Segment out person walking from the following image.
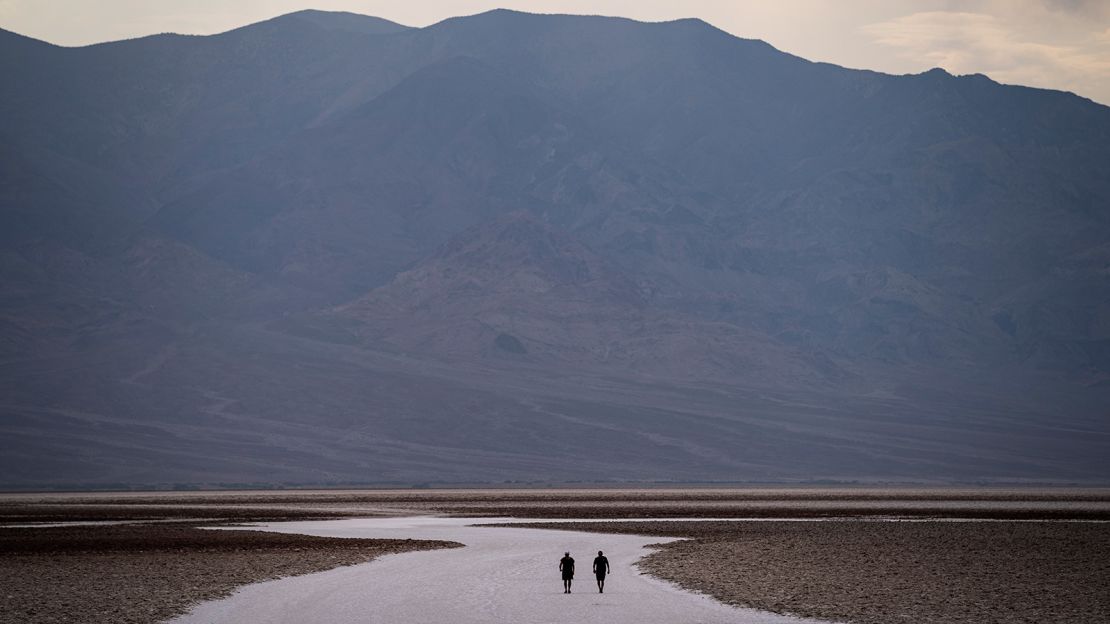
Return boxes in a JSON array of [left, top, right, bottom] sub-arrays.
[[559, 551, 575, 593], [593, 550, 610, 593]]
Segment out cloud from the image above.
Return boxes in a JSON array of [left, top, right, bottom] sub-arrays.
[[862, 10, 1110, 103], [1040, 0, 1110, 18]]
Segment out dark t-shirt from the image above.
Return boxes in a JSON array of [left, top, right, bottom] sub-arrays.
[[560, 556, 575, 579], [593, 555, 609, 577]]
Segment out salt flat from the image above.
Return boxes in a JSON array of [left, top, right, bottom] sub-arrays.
[[171, 516, 828, 624]]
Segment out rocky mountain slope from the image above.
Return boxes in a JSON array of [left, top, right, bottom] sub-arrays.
[[1, 9, 1108, 487]]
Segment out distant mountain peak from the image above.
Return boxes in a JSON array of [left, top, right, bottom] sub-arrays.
[[920, 67, 952, 77], [262, 9, 410, 35], [0, 26, 60, 50]]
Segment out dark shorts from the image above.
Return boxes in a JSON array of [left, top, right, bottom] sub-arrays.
[[562, 571, 574, 580], [595, 571, 606, 580]]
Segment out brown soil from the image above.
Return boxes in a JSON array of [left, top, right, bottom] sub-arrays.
[[504, 520, 1110, 624], [5, 487, 1110, 522], [3, 489, 1109, 624], [0, 522, 458, 624]]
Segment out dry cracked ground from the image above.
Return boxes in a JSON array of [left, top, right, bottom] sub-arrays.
[[2, 488, 1109, 624]]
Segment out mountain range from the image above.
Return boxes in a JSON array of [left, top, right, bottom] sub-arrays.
[[2, 9, 1109, 487]]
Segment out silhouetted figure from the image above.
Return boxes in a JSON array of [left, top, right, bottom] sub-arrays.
[[560, 551, 575, 593], [593, 550, 610, 593]]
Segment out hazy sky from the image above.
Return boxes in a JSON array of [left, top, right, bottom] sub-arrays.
[[3, 1, 1108, 105]]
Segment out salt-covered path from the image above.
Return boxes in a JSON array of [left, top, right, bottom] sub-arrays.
[[170, 516, 828, 624]]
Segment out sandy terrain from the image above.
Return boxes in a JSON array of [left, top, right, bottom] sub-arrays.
[[507, 519, 1110, 624]]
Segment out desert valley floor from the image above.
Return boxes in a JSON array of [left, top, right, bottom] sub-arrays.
[[2, 488, 1109, 624]]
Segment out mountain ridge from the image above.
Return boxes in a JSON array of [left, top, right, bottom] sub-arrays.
[[1, 9, 1108, 487]]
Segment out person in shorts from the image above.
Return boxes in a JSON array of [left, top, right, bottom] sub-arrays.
[[560, 551, 575, 593], [593, 550, 610, 593]]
